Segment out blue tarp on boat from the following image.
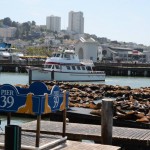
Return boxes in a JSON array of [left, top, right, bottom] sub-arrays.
[[0, 43, 11, 48]]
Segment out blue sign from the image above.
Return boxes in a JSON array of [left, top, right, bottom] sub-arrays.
[[0, 82, 69, 115]]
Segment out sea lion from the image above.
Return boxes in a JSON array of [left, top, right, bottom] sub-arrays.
[[136, 116, 149, 123], [90, 109, 101, 116]]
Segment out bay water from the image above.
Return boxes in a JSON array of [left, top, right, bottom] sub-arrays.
[[0, 72, 150, 88]]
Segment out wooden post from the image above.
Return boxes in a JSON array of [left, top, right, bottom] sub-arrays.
[[7, 112, 11, 125], [62, 109, 66, 137], [29, 68, 32, 85], [101, 98, 113, 145], [51, 70, 54, 81], [62, 91, 67, 137], [35, 115, 41, 147]]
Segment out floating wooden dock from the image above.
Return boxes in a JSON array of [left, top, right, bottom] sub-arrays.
[[0, 122, 121, 150], [51, 140, 120, 150], [1, 120, 150, 149], [20, 120, 150, 150], [0, 137, 120, 150]]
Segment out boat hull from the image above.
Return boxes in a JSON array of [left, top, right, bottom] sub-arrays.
[[29, 68, 105, 82]]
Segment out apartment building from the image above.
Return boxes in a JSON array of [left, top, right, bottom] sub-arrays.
[[46, 15, 61, 32], [0, 27, 17, 38], [68, 11, 84, 34]]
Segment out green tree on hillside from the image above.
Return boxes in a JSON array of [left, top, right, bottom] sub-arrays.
[[12, 21, 18, 27], [31, 21, 36, 26], [3, 17, 12, 26], [22, 22, 31, 36]]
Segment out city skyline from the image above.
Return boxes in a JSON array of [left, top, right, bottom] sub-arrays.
[[0, 0, 150, 46]]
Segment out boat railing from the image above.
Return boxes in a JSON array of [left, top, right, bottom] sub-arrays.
[[80, 59, 94, 65], [80, 59, 93, 63], [92, 70, 105, 74]]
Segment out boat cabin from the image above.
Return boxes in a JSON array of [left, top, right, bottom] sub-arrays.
[[44, 50, 93, 72]]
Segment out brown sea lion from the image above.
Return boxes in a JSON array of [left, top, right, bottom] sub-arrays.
[[90, 109, 101, 116], [136, 116, 149, 123]]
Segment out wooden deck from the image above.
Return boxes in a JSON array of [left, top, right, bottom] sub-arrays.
[[21, 120, 150, 149], [52, 140, 120, 150], [0, 134, 120, 150], [0, 124, 120, 150], [1, 120, 150, 149]]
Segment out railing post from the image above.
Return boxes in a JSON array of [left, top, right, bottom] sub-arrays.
[[36, 115, 41, 148], [62, 90, 67, 137], [29, 68, 32, 85], [7, 112, 11, 125], [101, 98, 113, 145]]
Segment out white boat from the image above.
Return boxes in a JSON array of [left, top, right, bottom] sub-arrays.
[[27, 49, 105, 82], [0, 42, 24, 61], [0, 43, 11, 60]]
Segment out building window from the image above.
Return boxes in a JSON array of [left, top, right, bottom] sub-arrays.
[[90, 57, 93, 60]]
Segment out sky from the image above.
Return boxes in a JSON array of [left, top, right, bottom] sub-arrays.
[[1, 0, 150, 46]]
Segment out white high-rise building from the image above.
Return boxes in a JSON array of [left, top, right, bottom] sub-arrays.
[[68, 11, 84, 34], [46, 15, 61, 32]]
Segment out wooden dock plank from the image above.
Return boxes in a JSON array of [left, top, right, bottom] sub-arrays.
[[20, 120, 150, 148], [113, 127, 135, 138], [1, 120, 149, 149], [0, 134, 120, 150], [139, 132, 150, 140], [117, 128, 142, 139], [52, 141, 120, 150]]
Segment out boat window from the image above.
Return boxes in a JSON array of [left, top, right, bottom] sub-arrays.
[[81, 66, 85, 70], [86, 66, 92, 71], [48, 65, 52, 68], [52, 65, 54, 69], [64, 54, 70, 59], [44, 65, 50, 68], [66, 66, 71, 70], [55, 65, 60, 69], [72, 66, 76, 70], [77, 66, 81, 70]]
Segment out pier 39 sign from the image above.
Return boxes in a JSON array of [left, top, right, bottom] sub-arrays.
[[0, 82, 69, 115]]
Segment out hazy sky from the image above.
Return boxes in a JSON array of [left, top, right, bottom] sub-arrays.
[[1, 0, 150, 46]]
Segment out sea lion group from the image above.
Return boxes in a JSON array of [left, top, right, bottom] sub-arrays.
[[14, 81, 150, 123]]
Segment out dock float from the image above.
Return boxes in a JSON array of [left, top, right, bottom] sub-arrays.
[[0, 136, 120, 150], [0, 124, 120, 150], [21, 120, 150, 150]]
